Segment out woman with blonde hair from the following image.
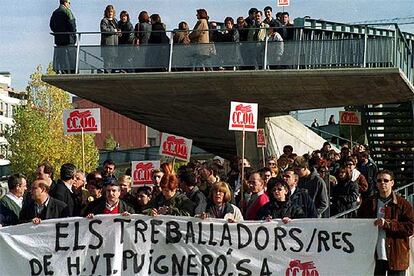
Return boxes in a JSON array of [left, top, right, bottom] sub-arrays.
[[200, 182, 243, 222], [100, 5, 121, 72]]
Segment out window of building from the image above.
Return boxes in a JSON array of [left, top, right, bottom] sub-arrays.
[[148, 138, 157, 147]]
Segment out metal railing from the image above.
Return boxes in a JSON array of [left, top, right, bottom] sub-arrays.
[[50, 23, 414, 83], [331, 181, 414, 218], [308, 125, 353, 148]]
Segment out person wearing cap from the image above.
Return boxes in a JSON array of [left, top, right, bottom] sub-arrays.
[[257, 178, 305, 223]]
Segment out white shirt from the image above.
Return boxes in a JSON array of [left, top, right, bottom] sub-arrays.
[[5, 192, 23, 209], [63, 181, 73, 193], [376, 199, 388, 260]]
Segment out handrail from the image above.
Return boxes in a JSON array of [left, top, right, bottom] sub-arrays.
[[308, 125, 353, 144], [50, 22, 414, 85], [395, 181, 414, 193], [331, 204, 361, 219], [331, 181, 414, 218]]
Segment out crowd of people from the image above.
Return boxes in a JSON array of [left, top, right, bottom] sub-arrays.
[[0, 141, 413, 274], [50, 0, 294, 73]]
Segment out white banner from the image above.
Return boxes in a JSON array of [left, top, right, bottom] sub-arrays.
[[0, 216, 377, 275], [63, 108, 101, 135], [229, 101, 258, 132], [131, 161, 160, 186]]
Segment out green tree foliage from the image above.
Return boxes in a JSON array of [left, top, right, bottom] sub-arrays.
[[5, 65, 99, 181], [103, 132, 117, 151]]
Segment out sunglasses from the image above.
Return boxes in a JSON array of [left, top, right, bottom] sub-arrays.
[[377, 178, 391, 183]]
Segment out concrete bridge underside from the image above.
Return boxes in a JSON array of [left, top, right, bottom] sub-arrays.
[[43, 68, 414, 158]]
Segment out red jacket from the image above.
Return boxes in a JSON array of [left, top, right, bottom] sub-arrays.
[[358, 192, 414, 270], [245, 192, 269, 220]]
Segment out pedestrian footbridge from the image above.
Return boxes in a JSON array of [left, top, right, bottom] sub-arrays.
[[43, 18, 414, 159]]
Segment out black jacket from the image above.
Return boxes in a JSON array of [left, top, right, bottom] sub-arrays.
[[186, 186, 207, 215], [331, 178, 359, 216], [0, 195, 21, 226], [290, 188, 318, 218], [50, 4, 77, 45], [118, 21, 134, 44], [49, 180, 78, 216], [19, 197, 69, 223], [149, 22, 169, 44], [257, 199, 305, 220], [358, 161, 377, 198], [220, 28, 240, 42]]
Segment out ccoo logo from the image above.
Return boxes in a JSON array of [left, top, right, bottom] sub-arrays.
[[285, 260, 319, 276]]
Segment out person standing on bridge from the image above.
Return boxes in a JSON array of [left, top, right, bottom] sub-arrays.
[[50, 0, 77, 73], [358, 170, 414, 276], [100, 5, 121, 72]]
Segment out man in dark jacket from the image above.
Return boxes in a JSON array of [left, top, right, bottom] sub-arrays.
[[283, 169, 318, 218], [179, 167, 207, 215], [294, 156, 328, 217], [20, 180, 68, 224], [358, 151, 378, 199], [50, 0, 77, 73], [50, 163, 79, 216], [358, 170, 413, 275]]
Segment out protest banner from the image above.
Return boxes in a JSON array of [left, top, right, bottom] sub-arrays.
[[256, 128, 266, 147], [229, 101, 259, 213], [63, 108, 101, 171], [0, 216, 377, 275], [339, 111, 361, 148], [339, 111, 361, 126], [159, 133, 192, 162], [63, 108, 101, 135], [277, 0, 290, 7], [257, 128, 266, 167], [228, 101, 258, 132], [132, 161, 160, 186]]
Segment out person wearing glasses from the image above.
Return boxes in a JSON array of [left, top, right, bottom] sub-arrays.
[[266, 155, 279, 177], [257, 178, 305, 223], [50, 0, 77, 73], [358, 170, 414, 276]]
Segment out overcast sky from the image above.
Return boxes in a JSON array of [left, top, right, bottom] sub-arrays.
[[0, 0, 413, 91]]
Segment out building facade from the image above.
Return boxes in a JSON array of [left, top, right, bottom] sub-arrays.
[[73, 98, 160, 150], [0, 72, 27, 163]]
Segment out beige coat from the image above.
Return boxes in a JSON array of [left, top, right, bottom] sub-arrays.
[[189, 19, 209, 44]]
